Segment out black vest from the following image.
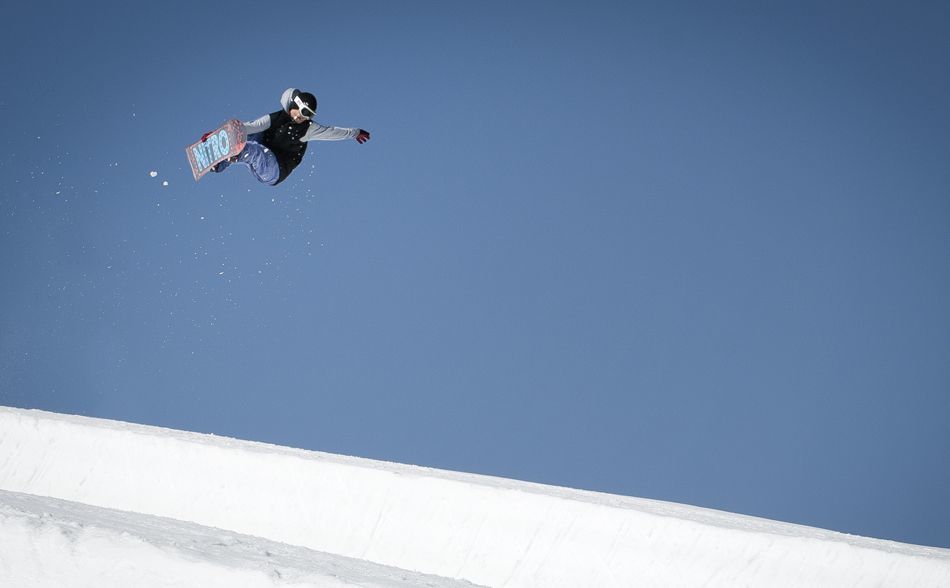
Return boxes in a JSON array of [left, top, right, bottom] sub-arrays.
[[258, 110, 310, 184]]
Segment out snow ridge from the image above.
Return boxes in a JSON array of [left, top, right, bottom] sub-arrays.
[[0, 489, 479, 587]]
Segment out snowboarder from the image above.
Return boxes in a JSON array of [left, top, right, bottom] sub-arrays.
[[204, 88, 370, 186]]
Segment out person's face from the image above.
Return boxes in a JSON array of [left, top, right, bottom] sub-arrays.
[[289, 108, 311, 124]]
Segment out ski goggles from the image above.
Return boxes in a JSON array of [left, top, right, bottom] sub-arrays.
[[293, 95, 316, 119]]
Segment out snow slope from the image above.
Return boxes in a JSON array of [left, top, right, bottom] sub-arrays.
[[0, 489, 479, 588], [1, 406, 949, 587]]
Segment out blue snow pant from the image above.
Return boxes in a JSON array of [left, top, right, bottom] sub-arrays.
[[214, 133, 280, 185]]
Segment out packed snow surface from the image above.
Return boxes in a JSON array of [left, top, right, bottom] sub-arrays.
[[1, 406, 948, 587], [0, 490, 478, 588]]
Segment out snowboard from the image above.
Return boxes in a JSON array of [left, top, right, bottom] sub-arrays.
[[186, 119, 247, 181]]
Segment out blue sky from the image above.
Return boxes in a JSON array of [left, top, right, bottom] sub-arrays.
[[2, 1, 949, 548]]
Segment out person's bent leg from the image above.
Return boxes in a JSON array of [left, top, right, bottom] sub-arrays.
[[234, 141, 280, 185]]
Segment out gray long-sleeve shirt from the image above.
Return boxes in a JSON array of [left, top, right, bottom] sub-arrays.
[[242, 87, 359, 142]]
